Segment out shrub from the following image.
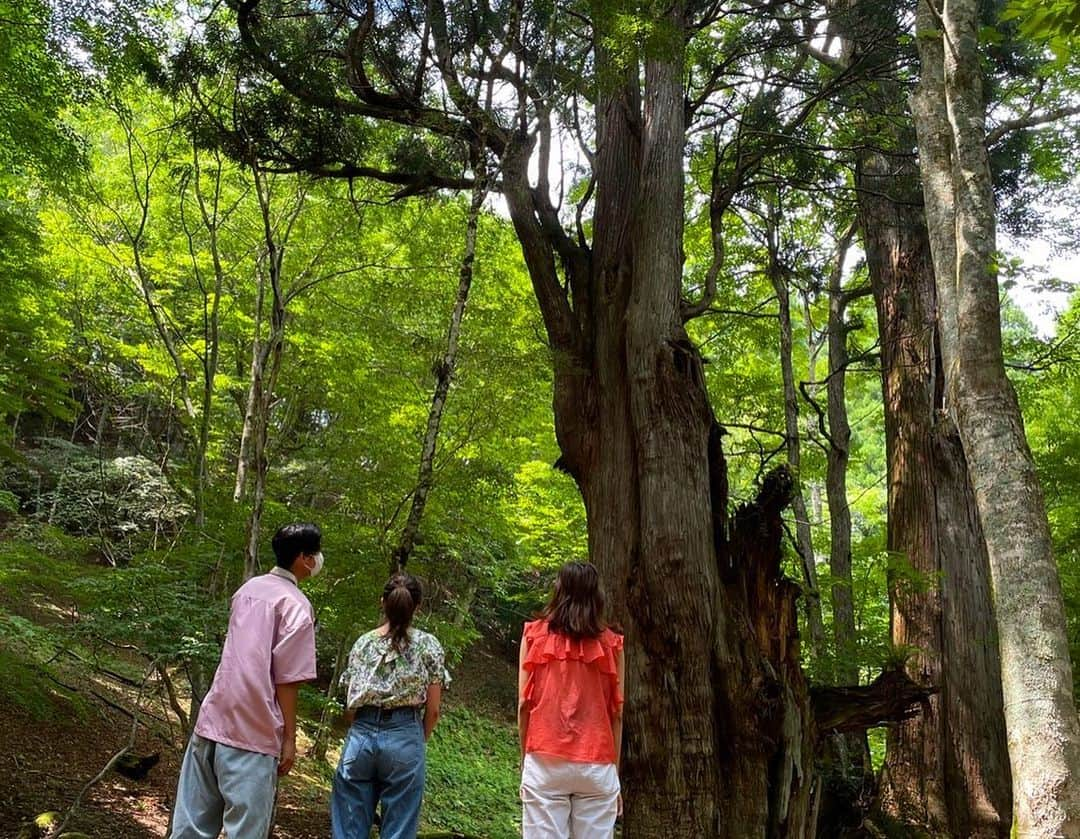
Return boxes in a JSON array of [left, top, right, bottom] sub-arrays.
[[6, 438, 191, 554]]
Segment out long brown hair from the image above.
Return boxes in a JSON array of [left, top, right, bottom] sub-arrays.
[[382, 573, 422, 651], [541, 561, 606, 639]]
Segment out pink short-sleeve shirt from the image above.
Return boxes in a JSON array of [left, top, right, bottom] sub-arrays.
[[194, 569, 317, 756]]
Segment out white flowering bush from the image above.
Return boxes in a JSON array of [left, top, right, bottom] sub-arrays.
[[5, 438, 191, 544]]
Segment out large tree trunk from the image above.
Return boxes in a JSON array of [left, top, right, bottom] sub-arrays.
[[861, 151, 947, 831], [593, 28, 738, 833], [857, 148, 1010, 836], [500, 5, 814, 833], [912, 0, 1080, 833], [934, 408, 1013, 838]]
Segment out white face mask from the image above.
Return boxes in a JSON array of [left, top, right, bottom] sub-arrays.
[[308, 551, 324, 578]]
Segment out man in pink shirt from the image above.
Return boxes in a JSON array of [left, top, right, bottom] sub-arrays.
[[169, 522, 322, 839]]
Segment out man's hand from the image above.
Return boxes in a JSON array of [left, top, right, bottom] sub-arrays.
[[278, 737, 296, 776], [275, 681, 301, 776]]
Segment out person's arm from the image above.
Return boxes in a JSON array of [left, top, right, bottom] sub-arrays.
[[613, 645, 625, 770], [339, 639, 359, 727], [275, 681, 302, 775], [517, 633, 530, 761], [423, 682, 442, 740], [270, 607, 318, 777], [613, 644, 625, 818]]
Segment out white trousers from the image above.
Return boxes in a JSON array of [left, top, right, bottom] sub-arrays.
[[521, 753, 619, 839]]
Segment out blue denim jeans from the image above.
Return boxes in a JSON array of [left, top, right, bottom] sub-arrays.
[[331, 706, 426, 839]]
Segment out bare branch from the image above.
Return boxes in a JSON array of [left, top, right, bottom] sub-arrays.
[[986, 103, 1080, 147]]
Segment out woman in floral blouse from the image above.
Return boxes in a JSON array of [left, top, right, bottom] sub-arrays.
[[331, 573, 451, 839]]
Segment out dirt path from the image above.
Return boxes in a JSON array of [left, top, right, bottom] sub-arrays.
[[0, 698, 331, 838]]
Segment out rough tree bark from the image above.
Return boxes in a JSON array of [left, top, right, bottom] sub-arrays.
[[912, 0, 1080, 832], [858, 148, 1011, 838], [498, 6, 816, 831]]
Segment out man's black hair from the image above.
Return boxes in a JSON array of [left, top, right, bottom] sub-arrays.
[[272, 522, 321, 570]]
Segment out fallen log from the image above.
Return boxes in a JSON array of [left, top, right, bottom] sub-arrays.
[[810, 667, 936, 735]]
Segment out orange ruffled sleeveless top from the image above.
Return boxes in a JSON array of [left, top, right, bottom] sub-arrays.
[[521, 618, 624, 764]]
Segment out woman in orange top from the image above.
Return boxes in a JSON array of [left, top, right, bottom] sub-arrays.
[[518, 561, 625, 838]]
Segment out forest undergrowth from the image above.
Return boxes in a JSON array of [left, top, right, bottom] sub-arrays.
[[0, 524, 523, 839]]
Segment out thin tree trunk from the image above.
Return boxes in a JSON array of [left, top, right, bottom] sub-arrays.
[[239, 165, 292, 579], [815, 225, 877, 838], [913, 0, 1080, 831], [824, 226, 861, 683], [182, 144, 227, 529], [233, 277, 264, 505], [242, 296, 284, 579], [452, 577, 477, 628], [312, 640, 347, 764], [130, 260, 198, 423], [157, 663, 190, 733], [392, 177, 487, 571], [767, 205, 828, 664]]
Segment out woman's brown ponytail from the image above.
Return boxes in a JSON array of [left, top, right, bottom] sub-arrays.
[[383, 573, 422, 651]]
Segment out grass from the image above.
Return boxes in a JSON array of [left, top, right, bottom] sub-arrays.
[[0, 526, 125, 723], [423, 707, 521, 838], [0, 645, 88, 721], [0, 523, 101, 607]]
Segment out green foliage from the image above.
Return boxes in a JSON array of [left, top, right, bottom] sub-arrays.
[[0, 0, 85, 431], [0, 489, 18, 515], [0, 0, 82, 179], [0, 522, 99, 601], [0, 191, 76, 429], [1003, 0, 1080, 60], [0, 609, 90, 720], [72, 551, 229, 670], [0, 641, 66, 720], [1012, 291, 1080, 692], [6, 438, 191, 548], [423, 708, 521, 838]]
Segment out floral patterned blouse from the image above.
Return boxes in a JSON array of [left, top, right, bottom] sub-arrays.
[[340, 628, 451, 709]]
